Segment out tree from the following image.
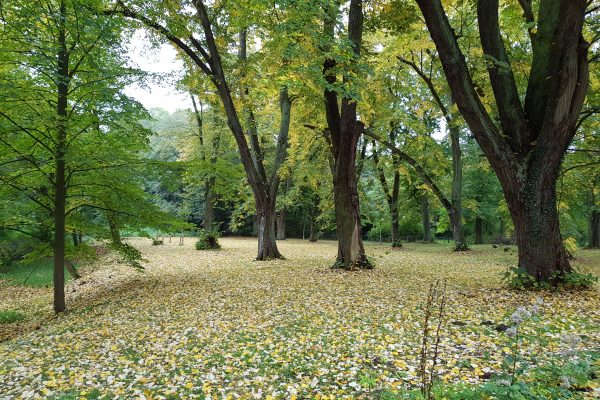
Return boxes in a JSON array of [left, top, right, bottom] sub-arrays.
[[322, 0, 372, 269], [112, 0, 294, 260], [414, 0, 594, 283], [0, 0, 154, 312]]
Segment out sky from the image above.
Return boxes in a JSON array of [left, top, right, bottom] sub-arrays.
[[123, 31, 192, 113]]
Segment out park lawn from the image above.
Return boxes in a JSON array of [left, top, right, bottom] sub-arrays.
[[0, 258, 79, 287], [0, 238, 598, 399]]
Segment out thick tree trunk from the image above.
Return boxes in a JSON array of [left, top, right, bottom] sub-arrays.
[[53, 0, 68, 314], [276, 210, 286, 240], [256, 197, 281, 260], [414, 0, 589, 283], [475, 217, 484, 244], [507, 165, 570, 281], [421, 196, 432, 242]]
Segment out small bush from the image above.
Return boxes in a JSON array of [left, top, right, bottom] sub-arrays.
[[0, 310, 26, 324], [152, 238, 163, 246], [195, 230, 220, 250], [558, 270, 598, 290]]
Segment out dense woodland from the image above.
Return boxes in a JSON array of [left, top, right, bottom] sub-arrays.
[[1, 0, 599, 313]]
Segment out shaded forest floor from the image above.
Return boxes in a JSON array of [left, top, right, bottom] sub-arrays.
[[1, 238, 599, 399]]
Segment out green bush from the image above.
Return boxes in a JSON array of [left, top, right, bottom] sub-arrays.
[[503, 266, 598, 290], [195, 230, 220, 250], [0, 310, 26, 324]]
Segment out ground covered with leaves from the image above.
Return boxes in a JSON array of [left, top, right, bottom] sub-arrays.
[[1, 238, 599, 399]]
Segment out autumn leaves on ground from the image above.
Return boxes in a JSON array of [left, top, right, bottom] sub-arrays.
[[1, 238, 599, 399]]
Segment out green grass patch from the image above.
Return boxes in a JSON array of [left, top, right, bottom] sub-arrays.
[[0, 310, 26, 324], [0, 258, 77, 287]]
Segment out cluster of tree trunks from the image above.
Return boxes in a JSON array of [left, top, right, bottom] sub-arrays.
[[415, 0, 590, 281]]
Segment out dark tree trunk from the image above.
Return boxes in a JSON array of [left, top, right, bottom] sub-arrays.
[[590, 210, 600, 249], [276, 210, 286, 240], [508, 165, 570, 280], [53, 0, 68, 314], [415, 0, 590, 282], [391, 204, 401, 247], [475, 217, 484, 244], [322, 0, 371, 269], [421, 195, 432, 242], [72, 232, 79, 247]]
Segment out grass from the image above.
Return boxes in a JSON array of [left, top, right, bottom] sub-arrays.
[[0, 258, 77, 287], [0, 310, 26, 324], [0, 238, 598, 398]]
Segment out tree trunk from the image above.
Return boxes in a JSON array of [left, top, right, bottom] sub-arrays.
[[65, 260, 80, 280], [449, 122, 468, 251], [475, 217, 484, 244], [256, 196, 281, 259], [590, 210, 600, 249], [107, 212, 121, 245], [53, 0, 68, 314], [204, 176, 215, 232], [72, 232, 79, 247], [414, 0, 589, 283], [309, 218, 318, 242], [507, 165, 570, 281], [322, 0, 371, 269], [276, 210, 286, 240], [252, 214, 258, 237], [421, 195, 432, 242]]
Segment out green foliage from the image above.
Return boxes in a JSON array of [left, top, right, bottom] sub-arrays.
[[0, 259, 75, 287], [0, 310, 26, 324], [503, 266, 598, 290], [109, 243, 145, 271], [195, 230, 221, 250]]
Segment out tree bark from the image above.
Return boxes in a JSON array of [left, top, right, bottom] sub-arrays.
[[53, 0, 68, 314], [72, 232, 79, 247], [421, 195, 432, 242], [276, 210, 286, 240], [475, 217, 484, 244], [415, 0, 590, 282], [322, 0, 371, 269], [107, 212, 121, 245]]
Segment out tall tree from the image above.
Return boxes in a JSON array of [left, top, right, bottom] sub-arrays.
[[414, 0, 593, 282], [322, 0, 372, 269], [0, 0, 152, 312], [113, 0, 293, 260]]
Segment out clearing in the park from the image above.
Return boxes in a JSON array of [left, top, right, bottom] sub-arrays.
[[1, 238, 598, 398]]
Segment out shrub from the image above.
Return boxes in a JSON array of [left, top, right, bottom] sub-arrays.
[[195, 230, 220, 250]]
